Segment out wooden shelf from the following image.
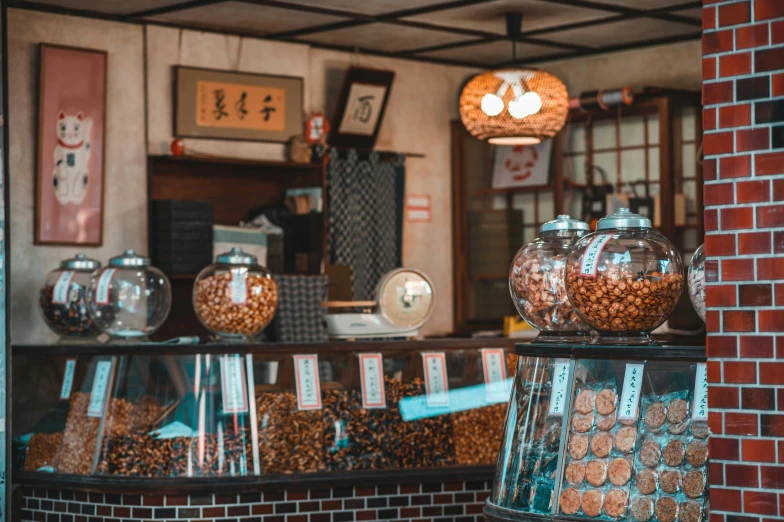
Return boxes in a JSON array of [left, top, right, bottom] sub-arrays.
[[470, 274, 508, 282], [471, 181, 588, 198], [148, 154, 323, 171]]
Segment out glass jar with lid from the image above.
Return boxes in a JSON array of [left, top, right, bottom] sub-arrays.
[[509, 215, 592, 343], [192, 247, 278, 340], [87, 250, 172, 338], [39, 254, 102, 339], [688, 243, 706, 322], [565, 208, 684, 345]]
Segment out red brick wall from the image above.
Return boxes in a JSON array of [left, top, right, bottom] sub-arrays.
[[702, 0, 784, 520]]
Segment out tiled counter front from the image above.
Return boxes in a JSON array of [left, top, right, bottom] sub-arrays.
[[16, 481, 492, 522]]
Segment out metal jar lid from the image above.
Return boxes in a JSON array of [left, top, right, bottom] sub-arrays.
[[540, 214, 590, 233], [215, 247, 257, 266], [109, 249, 151, 267], [596, 208, 652, 230], [60, 253, 101, 271]]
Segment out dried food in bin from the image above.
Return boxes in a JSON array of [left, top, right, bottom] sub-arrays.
[[686, 440, 708, 467], [256, 392, 324, 474], [655, 496, 678, 522], [597, 411, 617, 431], [575, 389, 596, 414], [596, 389, 617, 416], [639, 438, 662, 468], [572, 411, 594, 432], [565, 460, 586, 485], [644, 401, 667, 430], [683, 470, 705, 498], [604, 488, 629, 518], [667, 398, 688, 424], [453, 403, 507, 465], [591, 432, 613, 458], [38, 254, 102, 338], [631, 496, 654, 522], [24, 432, 63, 471], [586, 459, 608, 486], [662, 439, 686, 467], [569, 433, 589, 460], [608, 456, 632, 486], [559, 487, 582, 515], [680, 500, 703, 522], [635, 468, 658, 495], [615, 426, 637, 453], [659, 470, 682, 494], [691, 421, 710, 439], [582, 489, 604, 517]]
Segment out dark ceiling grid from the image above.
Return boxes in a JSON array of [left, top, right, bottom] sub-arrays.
[[11, 0, 703, 69]]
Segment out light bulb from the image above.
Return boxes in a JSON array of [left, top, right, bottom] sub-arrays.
[[481, 93, 504, 116], [508, 91, 543, 119]]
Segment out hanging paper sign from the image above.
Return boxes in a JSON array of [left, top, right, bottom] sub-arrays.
[[230, 268, 248, 305], [619, 363, 646, 421], [359, 353, 386, 408], [87, 360, 113, 417], [220, 355, 249, 414], [406, 195, 432, 223], [692, 363, 708, 421], [422, 352, 449, 407], [94, 268, 117, 305], [60, 358, 77, 400], [294, 354, 322, 410], [548, 359, 571, 417], [52, 271, 76, 304], [579, 234, 613, 278], [481, 348, 508, 401]]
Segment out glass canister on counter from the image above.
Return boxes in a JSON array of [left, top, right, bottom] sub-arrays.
[[87, 250, 172, 338], [509, 215, 592, 343], [565, 208, 684, 345], [688, 243, 706, 322], [192, 247, 278, 340], [39, 254, 102, 339]]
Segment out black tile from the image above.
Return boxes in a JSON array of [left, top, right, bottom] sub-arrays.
[[22, 511, 33, 520], [445, 505, 465, 515], [88, 518, 101, 522], [155, 508, 176, 518], [214, 494, 237, 504], [455, 493, 474, 503], [377, 485, 397, 496], [299, 501, 320, 513], [67, 503, 80, 514], [737, 76, 770, 101], [434, 517, 453, 522], [756, 100, 784, 124], [333, 512, 355, 522], [40, 501, 53, 511], [179, 507, 201, 518], [80, 505, 95, 516], [239, 493, 261, 503], [104, 494, 122, 505], [60, 515, 73, 522], [311, 514, 330, 522], [378, 508, 399, 519], [412, 495, 432, 506], [274, 503, 296, 514], [264, 491, 285, 502], [423, 483, 442, 493], [389, 496, 409, 507], [367, 498, 387, 508], [344, 499, 364, 510], [309, 489, 331, 500], [456, 517, 477, 522], [46, 515, 59, 522], [773, 125, 784, 149], [424, 506, 443, 516], [88, 493, 103, 504], [60, 491, 74, 502], [46, 490, 60, 500], [333, 487, 354, 498], [28, 499, 40, 510], [236, 518, 262, 522], [190, 494, 213, 505], [122, 495, 141, 506]]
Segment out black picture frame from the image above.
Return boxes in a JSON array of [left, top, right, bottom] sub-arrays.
[[329, 67, 395, 150]]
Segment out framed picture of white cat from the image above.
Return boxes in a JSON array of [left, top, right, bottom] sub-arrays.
[[36, 44, 106, 246]]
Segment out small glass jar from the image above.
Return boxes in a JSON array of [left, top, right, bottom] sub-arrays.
[[193, 248, 278, 340], [509, 215, 592, 343], [688, 243, 706, 322], [565, 208, 684, 345], [39, 254, 101, 339], [87, 250, 172, 338]]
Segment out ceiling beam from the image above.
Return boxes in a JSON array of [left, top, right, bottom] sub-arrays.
[[535, 0, 702, 25], [124, 0, 226, 20]]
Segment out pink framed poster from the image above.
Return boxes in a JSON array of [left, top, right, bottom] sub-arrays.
[[36, 44, 106, 245]]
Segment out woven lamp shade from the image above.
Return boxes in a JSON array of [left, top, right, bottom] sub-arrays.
[[459, 69, 569, 145]]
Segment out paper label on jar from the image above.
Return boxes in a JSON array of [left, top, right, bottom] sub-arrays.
[[422, 352, 449, 407], [52, 271, 76, 305], [692, 363, 708, 421], [359, 353, 386, 409], [60, 358, 76, 400], [230, 268, 248, 306], [579, 234, 613, 278], [220, 355, 249, 414], [294, 354, 321, 410], [94, 268, 117, 305], [619, 363, 646, 421], [481, 348, 508, 401], [548, 359, 571, 417], [87, 360, 113, 417]]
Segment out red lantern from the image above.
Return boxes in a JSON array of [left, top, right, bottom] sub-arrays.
[[170, 138, 185, 156]]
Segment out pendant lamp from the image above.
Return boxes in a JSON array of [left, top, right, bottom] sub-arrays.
[[459, 13, 569, 145]]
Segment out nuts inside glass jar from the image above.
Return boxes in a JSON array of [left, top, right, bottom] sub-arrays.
[[193, 273, 278, 336]]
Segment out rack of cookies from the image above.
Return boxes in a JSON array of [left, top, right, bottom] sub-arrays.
[[485, 342, 708, 522]]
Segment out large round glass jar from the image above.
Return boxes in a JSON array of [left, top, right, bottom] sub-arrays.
[[87, 250, 172, 338], [688, 243, 706, 322], [39, 254, 102, 339], [509, 215, 592, 343], [193, 248, 278, 340], [565, 208, 684, 345]]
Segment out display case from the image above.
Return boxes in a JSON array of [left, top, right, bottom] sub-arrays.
[[12, 339, 516, 486], [485, 342, 708, 522]]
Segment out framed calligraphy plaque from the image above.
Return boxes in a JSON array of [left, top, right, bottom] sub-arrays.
[[329, 67, 394, 149], [174, 66, 303, 143]]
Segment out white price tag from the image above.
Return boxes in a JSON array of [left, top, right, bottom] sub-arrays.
[[359, 353, 386, 408], [422, 353, 449, 407], [94, 269, 117, 305], [220, 355, 249, 414], [52, 271, 76, 304], [230, 268, 248, 306], [294, 354, 321, 410], [87, 360, 113, 417], [692, 363, 708, 421], [481, 348, 508, 401], [579, 234, 613, 278], [548, 359, 571, 417], [619, 363, 646, 421], [60, 358, 76, 400]]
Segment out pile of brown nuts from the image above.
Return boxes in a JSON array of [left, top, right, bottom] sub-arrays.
[[56, 393, 102, 475], [24, 432, 63, 471], [454, 403, 507, 465], [565, 267, 683, 331], [256, 392, 324, 474], [194, 273, 278, 336]]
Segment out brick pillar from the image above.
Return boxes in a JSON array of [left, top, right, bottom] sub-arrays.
[[702, 0, 784, 520]]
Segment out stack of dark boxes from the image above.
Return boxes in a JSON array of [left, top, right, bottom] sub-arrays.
[[151, 200, 213, 275]]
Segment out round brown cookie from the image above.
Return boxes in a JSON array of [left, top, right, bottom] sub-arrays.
[[660, 470, 682, 493], [667, 398, 688, 424], [586, 459, 608, 486], [669, 420, 689, 434], [591, 432, 613, 458], [683, 470, 705, 498], [582, 489, 604, 517], [655, 497, 678, 522], [608, 457, 632, 486], [604, 489, 628, 518], [596, 389, 617, 415], [640, 439, 661, 468], [572, 412, 594, 433], [686, 440, 708, 467], [597, 411, 617, 431], [635, 468, 658, 495], [575, 389, 596, 414], [565, 460, 586, 485], [680, 500, 702, 522], [691, 421, 710, 439], [644, 402, 666, 429], [631, 496, 654, 522], [615, 426, 637, 453], [569, 433, 589, 460], [663, 440, 685, 467], [559, 487, 581, 515], [620, 417, 638, 426]]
